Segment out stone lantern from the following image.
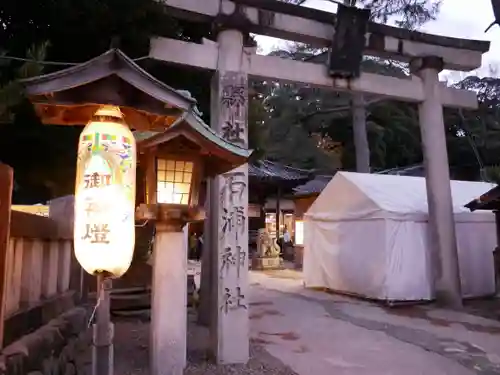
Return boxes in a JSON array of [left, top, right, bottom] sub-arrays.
[[134, 110, 250, 375], [19, 48, 251, 375]]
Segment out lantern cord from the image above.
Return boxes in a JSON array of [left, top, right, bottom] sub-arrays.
[[0, 54, 150, 67], [87, 279, 106, 328]]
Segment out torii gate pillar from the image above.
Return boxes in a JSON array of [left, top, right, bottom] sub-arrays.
[[352, 94, 370, 173], [412, 56, 463, 307], [207, 28, 250, 363]]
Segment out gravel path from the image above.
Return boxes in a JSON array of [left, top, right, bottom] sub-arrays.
[[103, 311, 298, 375]]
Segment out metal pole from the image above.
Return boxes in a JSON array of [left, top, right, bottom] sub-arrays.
[[92, 273, 114, 375]]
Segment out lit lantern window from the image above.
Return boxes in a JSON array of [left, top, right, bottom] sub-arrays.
[[74, 105, 136, 278], [156, 158, 194, 205], [295, 220, 304, 246]]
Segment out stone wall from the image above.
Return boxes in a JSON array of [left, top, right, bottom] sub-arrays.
[[0, 307, 91, 375]]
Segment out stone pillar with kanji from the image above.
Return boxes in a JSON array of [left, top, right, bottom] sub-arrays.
[[208, 28, 250, 364]]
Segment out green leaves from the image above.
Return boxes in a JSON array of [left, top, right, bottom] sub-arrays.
[[483, 166, 500, 184], [340, 0, 442, 29], [0, 41, 48, 123], [18, 41, 49, 79]]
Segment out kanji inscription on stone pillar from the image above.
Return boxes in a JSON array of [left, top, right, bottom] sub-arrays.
[[212, 71, 249, 364]]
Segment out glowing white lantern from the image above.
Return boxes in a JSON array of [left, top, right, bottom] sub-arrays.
[[74, 106, 136, 278], [295, 220, 304, 246], [155, 158, 194, 205]]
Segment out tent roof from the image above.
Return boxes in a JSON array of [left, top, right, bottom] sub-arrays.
[[307, 172, 495, 220]]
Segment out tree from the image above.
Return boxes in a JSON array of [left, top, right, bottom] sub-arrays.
[[0, 0, 213, 202], [249, 0, 443, 172], [445, 76, 500, 177], [0, 42, 49, 123], [286, 0, 441, 27], [249, 45, 423, 171], [321, 0, 441, 28]]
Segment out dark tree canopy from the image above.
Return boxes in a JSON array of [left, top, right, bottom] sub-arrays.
[[0, 0, 496, 203], [287, 0, 441, 28], [0, 0, 217, 202]]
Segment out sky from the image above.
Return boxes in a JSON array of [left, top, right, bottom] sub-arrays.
[[254, 0, 500, 80]]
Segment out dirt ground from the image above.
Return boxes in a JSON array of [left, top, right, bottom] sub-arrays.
[[80, 268, 500, 375]]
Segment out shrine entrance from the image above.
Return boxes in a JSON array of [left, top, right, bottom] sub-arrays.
[[18, 1, 494, 374], [146, 0, 490, 368]]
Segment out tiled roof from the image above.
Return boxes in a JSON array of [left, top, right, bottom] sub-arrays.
[[293, 175, 334, 196], [378, 164, 425, 177], [248, 160, 311, 182], [294, 165, 427, 197], [134, 111, 251, 160]]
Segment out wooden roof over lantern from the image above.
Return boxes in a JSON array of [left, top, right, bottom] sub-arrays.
[[135, 111, 251, 177], [20, 49, 196, 130], [21, 48, 252, 174]]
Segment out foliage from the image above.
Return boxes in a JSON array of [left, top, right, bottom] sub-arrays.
[[253, 46, 500, 177], [483, 166, 500, 185], [254, 50, 500, 177], [0, 0, 178, 61], [249, 78, 344, 172], [446, 77, 500, 172], [282, 0, 442, 28], [0, 42, 49, 122], [246, 0, 449, 173], [353, 0, 441, 28], [249, 44, 424, 172], [0, 0, 212, 202], [0, 0, 496, 204]]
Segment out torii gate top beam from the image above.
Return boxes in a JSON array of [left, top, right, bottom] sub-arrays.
[[162, 0, 489, 71], [150, 38, 478, 109]]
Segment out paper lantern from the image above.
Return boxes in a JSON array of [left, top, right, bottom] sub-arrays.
[[74, 106, 136, 278]]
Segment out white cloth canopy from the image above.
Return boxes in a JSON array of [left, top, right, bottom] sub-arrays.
[[303, 172, 496, 302]]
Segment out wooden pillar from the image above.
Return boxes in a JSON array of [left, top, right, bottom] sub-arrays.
[[41, 240, 59, 298], [20, 240, 44, 305], [57, 240, 72, 293], [198, 182, 212, 326], [494, 211, 500, 245], [150, 221, 188, 375], [48, 196, 81, 299], [493, 211, 500, 289], [208, 28, 250, 364], [276, 187, 281, 240], [412, 56, 462, 307], [0, 163, 13, 348], [4, 238, 23, 315]]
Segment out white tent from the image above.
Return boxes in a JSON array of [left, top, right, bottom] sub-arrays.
[[303, 172, 497, 302]]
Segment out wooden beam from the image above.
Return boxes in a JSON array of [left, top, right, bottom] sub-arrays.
[[149, 37, 479, 109], [160, 0, 489, 71], [0, 163, 13, 349]]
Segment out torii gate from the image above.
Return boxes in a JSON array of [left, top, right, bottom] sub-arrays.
[[148, 0, 490, 369]]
